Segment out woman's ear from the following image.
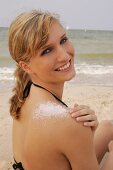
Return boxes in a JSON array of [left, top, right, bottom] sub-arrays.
[[19, 61, 31, 74]]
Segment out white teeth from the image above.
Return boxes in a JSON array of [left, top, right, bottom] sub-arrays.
[[57, 61, 70, 71]]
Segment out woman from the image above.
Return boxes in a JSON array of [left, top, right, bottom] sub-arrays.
[[9, 10, 113, 170]]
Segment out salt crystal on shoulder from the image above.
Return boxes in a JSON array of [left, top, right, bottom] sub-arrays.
[[33, 101, 70, 119]]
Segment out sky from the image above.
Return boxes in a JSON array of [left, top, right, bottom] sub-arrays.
[[0, 0, 113, 30]]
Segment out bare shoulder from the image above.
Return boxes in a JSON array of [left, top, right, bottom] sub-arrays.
[[27, 101, 91, 140], [24, 102, 99, 170], [24, 101, 70, 143], [55, 110, 94, 150], [25, 101, 93, 149]]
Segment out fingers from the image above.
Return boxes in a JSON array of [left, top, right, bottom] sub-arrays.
[[71, 105, 91, 113], [76, 114, 97, 122], [71, 108, 95, 118], [70, 104, 98, 129], [76, 114, 98, 129], [84, 120, 99, 127]]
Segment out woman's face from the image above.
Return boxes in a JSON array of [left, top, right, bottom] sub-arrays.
[[28, 21, 75, 84]]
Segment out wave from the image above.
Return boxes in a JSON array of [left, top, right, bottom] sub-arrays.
[[76, 64, 113, 75], [0, 67, 15, 80], [0, 64, 113, 80]]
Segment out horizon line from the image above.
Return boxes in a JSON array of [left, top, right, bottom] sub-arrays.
[[0, 26, 113, 32]]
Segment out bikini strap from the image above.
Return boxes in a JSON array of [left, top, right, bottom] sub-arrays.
[[23, 81, 68, 107], [23, 80, 32, 99], [32, 82, 68, 107], [13, 158, 24, 170]]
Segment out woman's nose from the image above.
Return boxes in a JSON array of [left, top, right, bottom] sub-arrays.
[[57, 46, 69, 62]]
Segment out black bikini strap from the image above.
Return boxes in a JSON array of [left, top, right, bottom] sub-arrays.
[[23, 80, 32, 99], [23, 80, 68, 107], [32, 82, 68, 107], [13, 158, 24, 170]]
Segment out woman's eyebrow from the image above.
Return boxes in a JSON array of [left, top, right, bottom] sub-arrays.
[[41, 33, 66, 50], [41, 43, 53, 50], [60, 33, 66, 39]]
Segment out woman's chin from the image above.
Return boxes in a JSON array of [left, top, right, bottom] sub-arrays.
[[63, 70, 76, 82]]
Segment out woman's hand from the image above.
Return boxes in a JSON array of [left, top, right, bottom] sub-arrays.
[[70, 104, 99, 131]]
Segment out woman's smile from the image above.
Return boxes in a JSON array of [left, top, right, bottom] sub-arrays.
[[55, 59, 72, 72]]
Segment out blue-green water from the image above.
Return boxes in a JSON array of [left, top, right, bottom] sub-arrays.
[[1, 27, 113, 58], [0, 27, 113, 89]]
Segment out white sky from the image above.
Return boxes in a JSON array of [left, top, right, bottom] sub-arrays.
[[0, 0, 113, 30]]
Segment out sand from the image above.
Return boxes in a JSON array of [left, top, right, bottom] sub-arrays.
[[0, 85, 113, 169]]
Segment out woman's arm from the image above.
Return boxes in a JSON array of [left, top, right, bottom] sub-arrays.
[[58, 116, 100, 170], [100, 141, 113, 170], [58, 115, 113, 170]]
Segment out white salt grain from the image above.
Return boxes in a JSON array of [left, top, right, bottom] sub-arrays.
[[33, 101, 70, 119]]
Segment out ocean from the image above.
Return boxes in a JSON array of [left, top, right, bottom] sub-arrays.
[[0, 27, 113, 90]]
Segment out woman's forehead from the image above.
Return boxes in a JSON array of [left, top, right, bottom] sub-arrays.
[[46, 22, 66, 44], [36, 21, 66, 53]]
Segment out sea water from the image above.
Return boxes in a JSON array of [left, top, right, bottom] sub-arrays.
[[0, 27, 113, 90]]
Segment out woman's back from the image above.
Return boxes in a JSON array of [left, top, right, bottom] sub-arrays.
[[13, 85, 72, 170], [13, 85, 99, 170], [13, 115, 72, 170]]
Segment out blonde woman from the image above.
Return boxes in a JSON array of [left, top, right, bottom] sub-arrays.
[[9, 10, 113, 170]]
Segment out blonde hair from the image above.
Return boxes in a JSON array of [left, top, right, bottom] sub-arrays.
[[9, 10, 59, 119]]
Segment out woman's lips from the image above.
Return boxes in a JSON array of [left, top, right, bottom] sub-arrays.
[[55, 59, 71, 71]]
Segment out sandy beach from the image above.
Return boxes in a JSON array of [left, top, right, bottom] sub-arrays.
[[0, 85, 113, 169]]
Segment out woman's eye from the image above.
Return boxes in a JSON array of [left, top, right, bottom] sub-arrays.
[[41, 47, 52, 56], [60, 37, 68, 44]]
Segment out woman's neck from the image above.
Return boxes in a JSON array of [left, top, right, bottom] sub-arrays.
[[32, 80, 64, 100]]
